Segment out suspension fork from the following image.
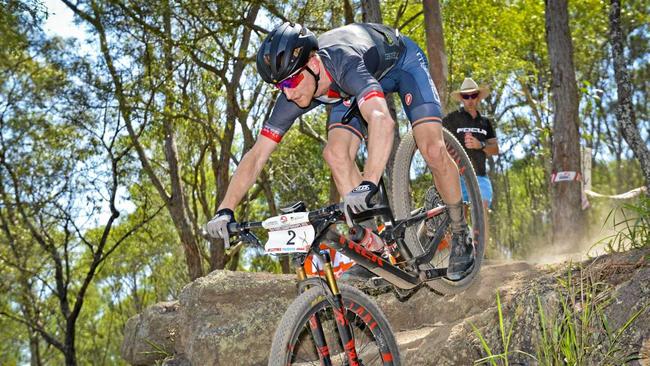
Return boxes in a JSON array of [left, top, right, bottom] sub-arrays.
[[322, 252, 360, 365], [297, 252, 360, 366], [296, 265, 333, 365]]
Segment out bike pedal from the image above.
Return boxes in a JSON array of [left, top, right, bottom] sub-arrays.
[[366, 277, 391, 290], [422, 268, 446, 280]]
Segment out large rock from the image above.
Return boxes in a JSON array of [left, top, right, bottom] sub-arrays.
[[176, 270, 297, 365], [122, 301, 180, 365], [121, 270, 298, 366]]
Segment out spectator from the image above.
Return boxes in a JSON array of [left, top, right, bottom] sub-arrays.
[[444, 78, 499, 209]]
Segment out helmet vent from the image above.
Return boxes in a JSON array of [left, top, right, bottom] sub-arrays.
[[292, 47, 302, 59]]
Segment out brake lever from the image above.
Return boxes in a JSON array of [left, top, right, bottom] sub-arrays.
[[240, 230, 262, 248]]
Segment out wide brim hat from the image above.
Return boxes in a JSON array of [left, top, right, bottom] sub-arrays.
[[451, 77, 490, 102]]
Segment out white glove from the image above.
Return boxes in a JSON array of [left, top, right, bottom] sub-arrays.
[[343, 181, 379, 226], [206, 208, 235, 248]]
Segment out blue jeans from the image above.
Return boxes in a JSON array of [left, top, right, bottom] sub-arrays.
[[460, 175, 493, 208]]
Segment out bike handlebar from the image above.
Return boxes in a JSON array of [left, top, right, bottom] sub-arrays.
[[222, 201, 395, 249], [227, 203, 344, 235]]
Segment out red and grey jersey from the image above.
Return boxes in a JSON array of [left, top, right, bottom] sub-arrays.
[[260, 23, 404, 143]]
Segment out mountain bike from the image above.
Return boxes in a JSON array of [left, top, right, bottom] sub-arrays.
[[390, 128, 487, 294], [341, 97, 487, 295], [227, 146, 484, 365], [226, 98, 486, 365]]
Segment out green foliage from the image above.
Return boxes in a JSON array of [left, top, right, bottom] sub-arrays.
[[490, 155, 551, 257], [534, 267, 647, 365], [472, 291, 533, 365], [269, 114, 330, 210], [596, 195, 650, 252]]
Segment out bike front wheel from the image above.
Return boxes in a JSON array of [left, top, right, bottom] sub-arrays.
[[390, 128, 487, 295], [268, 283, 400, 366]]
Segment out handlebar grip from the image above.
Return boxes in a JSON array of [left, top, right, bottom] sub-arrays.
[[227, 222, 240, 233]]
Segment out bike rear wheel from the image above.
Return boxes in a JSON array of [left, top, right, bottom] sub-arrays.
[[390, 128, 486, 295], [268, 284, 400, 366]]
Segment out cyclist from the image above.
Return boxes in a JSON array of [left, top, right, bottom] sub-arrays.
[[207, 22, 473, 279]]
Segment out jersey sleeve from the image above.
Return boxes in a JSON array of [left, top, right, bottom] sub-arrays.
[[261, 93, 320, 143]]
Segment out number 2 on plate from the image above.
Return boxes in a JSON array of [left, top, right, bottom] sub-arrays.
[[287, 230, 296, 245]]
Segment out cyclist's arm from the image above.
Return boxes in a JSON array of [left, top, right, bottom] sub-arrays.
[[358, 96, 395, 184], [218, 94, 320, 210], [218, 136, 278, 210]]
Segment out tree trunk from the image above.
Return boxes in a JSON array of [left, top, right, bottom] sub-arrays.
[[162, 1, 204, 280], [609, 0, 650, 190], [422, 0, 448, 110], [64, 325, 76, 366], [545, 0, 585, 245], [361, 0, 382, 23], [28, 330, 41, 366], [343, 0, 355, 24]]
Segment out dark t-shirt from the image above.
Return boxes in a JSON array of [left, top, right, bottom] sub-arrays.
[[261, 23, 403, 143], [443, 108, 496, 176]]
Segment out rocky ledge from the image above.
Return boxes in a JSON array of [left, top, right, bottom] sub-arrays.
[[121, 248, 650, 365]]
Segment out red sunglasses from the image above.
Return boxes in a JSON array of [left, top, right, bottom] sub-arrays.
[[275, 67, 306, 90], [461, 93, 480, 100]]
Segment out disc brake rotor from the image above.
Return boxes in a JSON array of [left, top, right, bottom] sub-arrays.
[[423, 186, 448, 236]]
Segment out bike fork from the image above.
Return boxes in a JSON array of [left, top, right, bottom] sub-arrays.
[[298, 253, 361, 366], [297, 266, 333, 365]]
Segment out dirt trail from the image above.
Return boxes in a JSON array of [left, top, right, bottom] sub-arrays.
[[378, 260, 550, 361]]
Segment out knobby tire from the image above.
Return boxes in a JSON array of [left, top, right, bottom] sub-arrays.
[[268, 284, 400, 366]]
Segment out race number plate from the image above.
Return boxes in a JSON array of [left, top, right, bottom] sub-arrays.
[[262, 212, 315, 254]]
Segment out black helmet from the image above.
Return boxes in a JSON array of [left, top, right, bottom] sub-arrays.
[[256, 22, 318, 84]]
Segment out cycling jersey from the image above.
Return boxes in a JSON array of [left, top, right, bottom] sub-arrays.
[[261, 23, 442, 143]]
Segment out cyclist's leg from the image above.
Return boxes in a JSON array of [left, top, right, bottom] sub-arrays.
[[395, 37, 472, 278], [392, 38, 461, 213], [323, 103, 364, 196], [412, 124, 461, 205]]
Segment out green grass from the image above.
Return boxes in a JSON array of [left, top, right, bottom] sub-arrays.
[[473, 266, 647, 365], [471, 292, 535, 365], [596, 195, 650, 252]]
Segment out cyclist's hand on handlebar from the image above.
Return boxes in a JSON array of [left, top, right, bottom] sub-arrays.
[[206, 208, 236, 248], [343, 180, 379, 226]]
